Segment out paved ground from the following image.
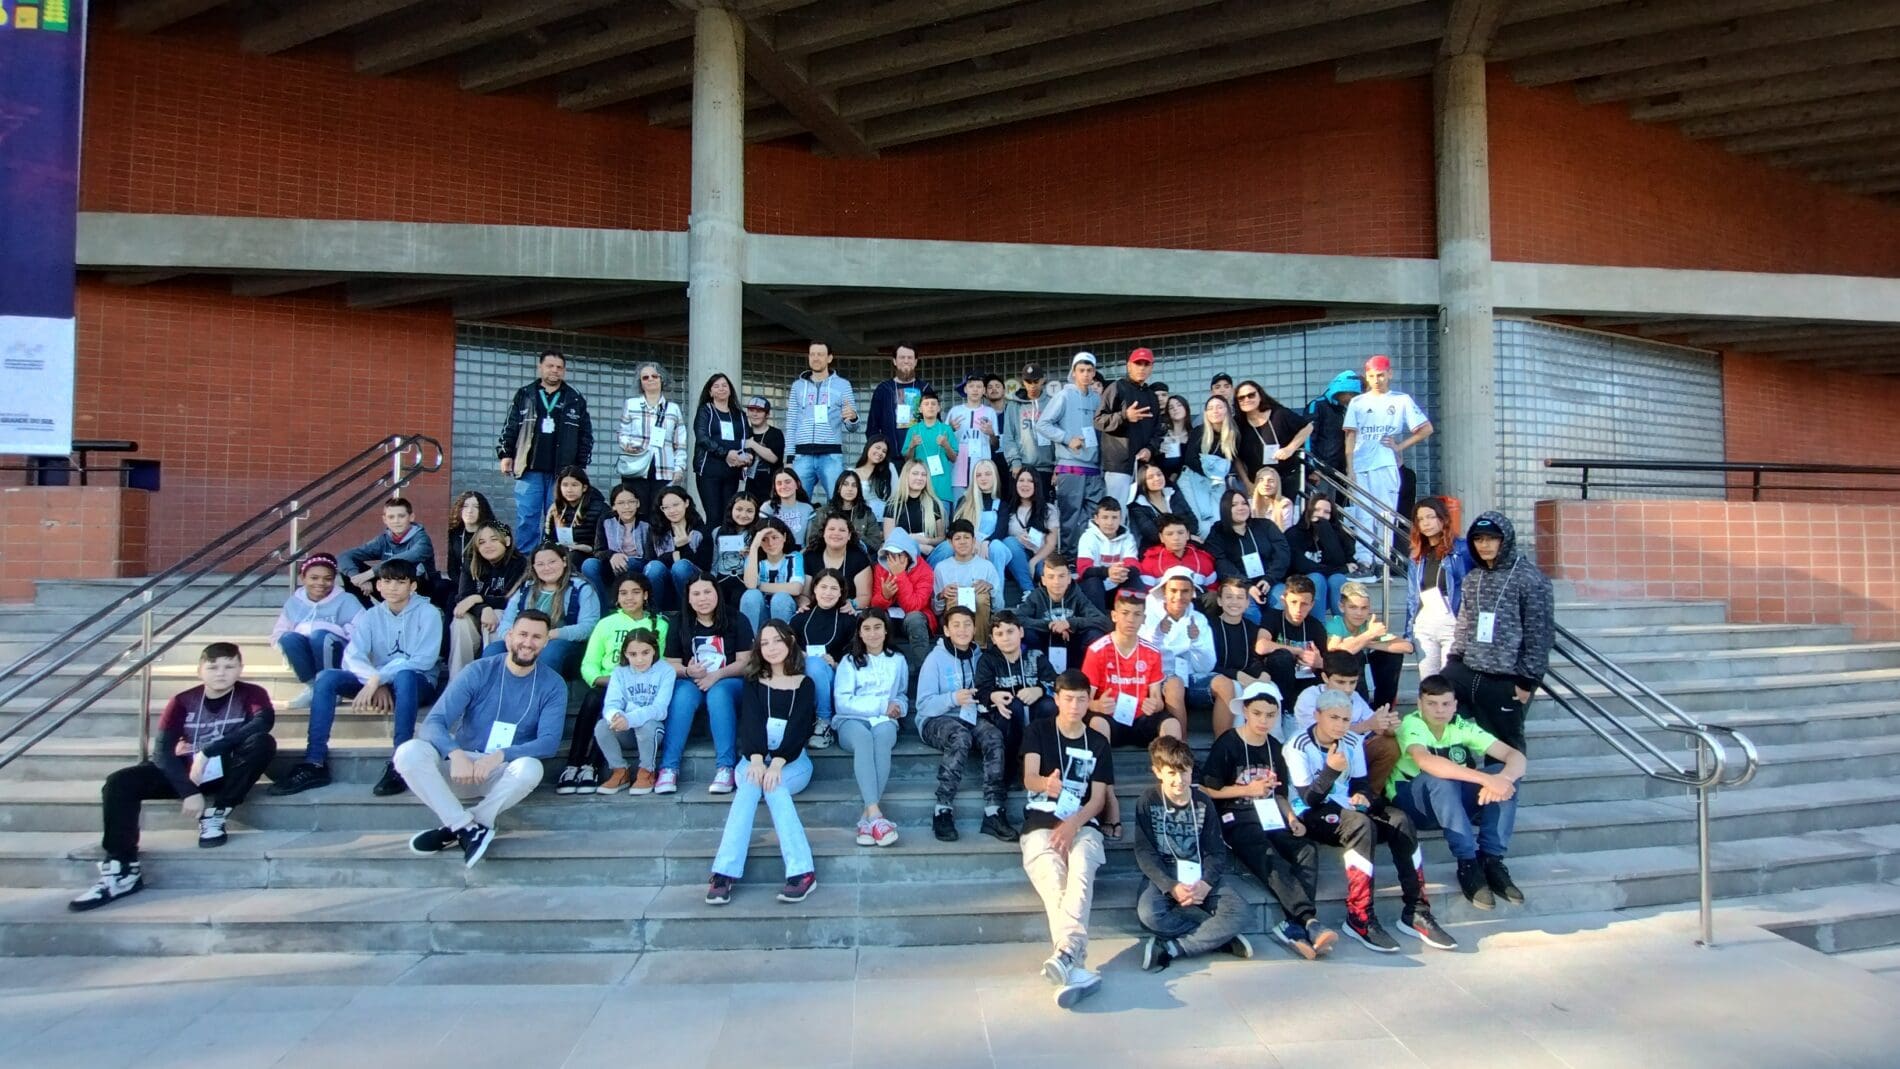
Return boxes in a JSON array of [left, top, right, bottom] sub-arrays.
[[1, 900, 1895, 1069]]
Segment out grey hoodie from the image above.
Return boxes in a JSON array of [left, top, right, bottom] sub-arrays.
[[341, 596, 443, 682], [1034, 380, 1102, 469], [1449, 511, 1554, 690], [1002, 386, 1055, 471]]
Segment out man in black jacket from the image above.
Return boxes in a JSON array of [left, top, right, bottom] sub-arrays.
[[1092, 347, 1163, 507], [866, 345, 929, 456], [498, 350, 594, 542], [1440, 511, 1554, 755]]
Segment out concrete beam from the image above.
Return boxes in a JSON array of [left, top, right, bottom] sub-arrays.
[[1768, 133, 1900, 168], [1594, 317, 1781, 336], [1441, 0, 1509, 57], [772, 0, 1020, 58], [1725, 114, 1900, 154], [76, 213, 690, 283], [845, 295, 1105, 333], [242, 0, 423, 55], [1719, 331, 1900, 354], [864, 3, 1447, 148], [738, 20, 876, 157], [862, 300, 1251, 347], [552, 290, 689, 330], [101, 271, 190, 286], [461, 6, 691, 94], [741, 287, 869, 353], [1678, 89, 1900, 140], [1843, 173, 1900, 195], [745, 234, 1441, 306], [356, 0, 610, 75], [453, 282, 668, 320], [1576, 29, 1900, 103], [1513, 0, 1900, 88], [1630, 60, 1900, 124], [1681, 322, 1900, 346], [230, 274, 348, 297], [1494, 262, 1900, 325], [1809, 156, 1900, 183], [116, 0, 227, 34], [347, 278, 493, 310], [803, 290, 976, 317]]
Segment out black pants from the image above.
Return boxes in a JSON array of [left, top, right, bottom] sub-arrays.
[[989, 695, 1059, 788], [101, 733, 276, 862], [568, 683, 609, 767], [696, 468, 740, 534], [1358, 649, 1403, 712], [1260, 651, 1320, 713], [1301, 800, 1425, 922], [1440, 659, 1529, 754], [1227, 827, 1319, 926]]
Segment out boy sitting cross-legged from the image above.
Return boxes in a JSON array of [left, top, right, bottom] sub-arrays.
[[1134, 735, 1253, 971]]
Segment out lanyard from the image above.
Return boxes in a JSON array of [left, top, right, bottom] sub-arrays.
[[539, 389, 560, 416], [492, 666, 539, 732], [1476, 556, 1521, 615], [802, 611, 842, 648]]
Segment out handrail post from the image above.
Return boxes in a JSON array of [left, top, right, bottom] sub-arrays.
[[1696, 740, 1715, 948], [1580, 465, 1590, 500], [137, 589, 155, 763], [1751, 468, 1762, 502], [286, 499, 302, 590], [391, 435, 405, 491]]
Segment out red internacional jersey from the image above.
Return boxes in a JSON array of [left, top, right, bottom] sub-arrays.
[[1080, 633, 1165, 713]]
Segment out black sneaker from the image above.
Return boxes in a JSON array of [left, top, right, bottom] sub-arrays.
[[1141, 935, 1174, 972], [1458, 857, 1495, 911], [408, 826, 457, 855], [573, 766, 598, 795], [1224, 933, 1254, 960], [68, 859, 142, 912], [268, 762, 329, 796], [706, 873, 734, 905], [456, 823, 493, 868], [1484, 856, 1526, 905], [1400, 907, 1458, 950], [980, 811, 1019, 842], [553, 766, 580, 795], [932, 809, 959, 842], [1347, 915, 1401, 954], [197, 807, 230, 848], [777, 872, 817, 903], [371, 762, 407, 797]]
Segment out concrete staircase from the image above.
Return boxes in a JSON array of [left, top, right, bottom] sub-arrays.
[[1, 577, 1898, 956]]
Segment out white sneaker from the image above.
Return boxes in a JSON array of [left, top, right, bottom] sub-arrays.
[[285, 687, 313, 710], [709, 767, 736, 794], [68, 859, 142, 912], [197, 807, 230, 848], [1040, 951, 1072, 987], [1054, 967, 1102, 1009]]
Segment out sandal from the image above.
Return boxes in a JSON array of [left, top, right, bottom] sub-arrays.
[[1102, 821, 1124, 841]]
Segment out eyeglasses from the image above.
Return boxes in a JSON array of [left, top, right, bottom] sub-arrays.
[[640, 373, 660, 380], [1236, 391, 1259, 401]]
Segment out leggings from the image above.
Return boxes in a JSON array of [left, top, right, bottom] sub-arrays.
[[833, 716, 899, 807]]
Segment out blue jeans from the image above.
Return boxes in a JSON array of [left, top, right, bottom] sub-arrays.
[[740, 589, 797, 635], [804, 654, 835, 722], [644, 557, 701, 614], [791, 454, 844, 504], [304, 668, 437, 766], [511, 471, 556, 546], [579, 557, 617, 606], [1270, 572, 1349, 619], [276, 631, 344, 684], [711, 752, 814, 880], [662, 675, 743, 773], [482, 636, 583, 679], [1393, 763, 1518, 861], [1186, 672, 1215, 708]]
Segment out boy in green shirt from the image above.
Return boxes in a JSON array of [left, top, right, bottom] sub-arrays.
[[556, 575, 671, 794], [1388, 674, 1527, 911], [901, 389, 957, 503]]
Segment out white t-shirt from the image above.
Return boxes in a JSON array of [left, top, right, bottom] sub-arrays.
[[1282, 728, 1369, 815], [1343, 390, 1428, 473]]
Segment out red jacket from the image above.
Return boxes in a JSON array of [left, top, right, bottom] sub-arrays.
[[1139, 543, 1217, 589], [871, 559, 937, 633]]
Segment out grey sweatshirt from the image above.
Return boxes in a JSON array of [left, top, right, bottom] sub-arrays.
[[1449, 511, 1555, 691], [341, 596, 442, 682], [1033, 381, 1102, 469], [418, 655, 567, 762]]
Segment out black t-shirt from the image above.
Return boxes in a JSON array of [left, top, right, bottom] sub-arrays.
[[1236, 407, 1310, 484], [1209, 617, 1262, 678], [789, 608, 852, 660], [803, 544, 872, 589], [1021, 717, 1115, 835], [664, 613, 755, 671], [1201, 730, 1293, 837], [1262, 611, 1328, 653]]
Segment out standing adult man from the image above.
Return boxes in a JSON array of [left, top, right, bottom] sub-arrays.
[[498, 349, 593, 542], [785, 342, 861, 504], [1440, 512, 1553, 756], [1035, 353, 1104, 555], [741, 396, 785, 506], [867, 345, 929, 456], [1093, 347, 1163, 506], [1002, 364, 1054, 493], [1208, 373, 1234, 408], [1342, 355, 1431, 561], [617, 361, 688, 519]]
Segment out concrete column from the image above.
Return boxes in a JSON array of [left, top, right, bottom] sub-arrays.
[[688, 5, 746, 411], [1434, 52, 1497, 513]]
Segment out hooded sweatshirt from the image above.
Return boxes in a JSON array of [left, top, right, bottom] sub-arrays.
[[1034, 378, 1103, 469], [341, 596, 443, 682], [270, 587, 361, 644], [870, 528, 937, 630], [1015, 584, 1111, 637], [1002, 385, 1055, 471], [916, 638, 983, 732], [833, 650, 910, 723], [603, 660, 676, 731], [1305, 370, 1364, 473], [786, 369, 860, 457], [1448, 512, 1554, 691], [1140, 576, 1218, 680], [337, 523, 437, 582]]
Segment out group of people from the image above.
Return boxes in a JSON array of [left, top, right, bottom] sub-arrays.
[[68, 343, 1559, 1012]]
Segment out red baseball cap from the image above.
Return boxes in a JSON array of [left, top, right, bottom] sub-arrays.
[[1129, 347, 1155, 365], [1364, 354, 1392, 372]]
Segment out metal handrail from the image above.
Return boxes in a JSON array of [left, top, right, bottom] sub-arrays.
[[1300, 458, 1760, 946], [1544, 458, 1900, 500], [0, 435, 444, 774]]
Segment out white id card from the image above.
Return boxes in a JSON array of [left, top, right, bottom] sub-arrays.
[[541, 416, 555, 434], [1477, 611, 1497, 643], [814, 403, 830, 424], [193, 755, 222, 784], [1080, 427, 1097, 449], [806, 644, 827, 661], [1023, 527, 1045, 549], [718, 419, 734, 440], [485, 719, 516, 754], [1048, 646, 1068, 673], [1053, 788, 1082, 820], [1252, 798, 1286, 831], [766, 716, 787, 750], [1241, 551, 1264, 578], [1161, 438, 1181, 458], [959, 703, 979, 725], [555, 524, 575, 545], [956, 587, 977, 611], [926, 453, 946, 478], [1176, 859, 1203, 886], [1113, 692, 1138, 726], [896, 402, 913, 427]]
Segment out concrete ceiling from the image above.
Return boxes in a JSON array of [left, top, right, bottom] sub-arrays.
[[1573, 314, 1900, 374], [117, 0, 1900, 201]]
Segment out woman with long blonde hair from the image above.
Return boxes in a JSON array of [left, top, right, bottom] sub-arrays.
[[883, 459, 948, 560], [1175, 395, 1237, 533], [1249, 467, 1296, 532], [939, 458, 1017, 593]]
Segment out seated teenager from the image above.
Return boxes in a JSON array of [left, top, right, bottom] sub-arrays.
[[1126, 462, 1198, 550], [272, 552, 361, 710], [789, 569, 853, 751], [448, 523, 526, 679], [916, 606, 1010, 843], [1205, 489, 1290, 624], [1259, 574, 1328, 713], [869, 529, 936, 678], [1001, 466, 1061, 602], [594, 628, 674, 796], [1200, 682, 1335, 959], [558, 574, 669, 795], [1327, 580, 1414, 712], [396, 611, 566, 867], [1074, 497, 1141, 611], [884, 459, 949, 563], [1022, 670, 1113, 1010], [1248, 467, 1296, 532], [1285, 495, 1356, 619], [1138, 566, 1215, 731], [761, 468, 815, 552], [704, 621, 819, 907], [1081, 588, 1176, 840], [658, 574, 755, 796], [1292, 649, 1400, 795], [483, 544, 600, 680], [802, 512, 873, 610], [1284, 690, 1452, 953], [933, 519, 1003, 638], [851, 437, 902, 524], [1135, 735, 1252, 971], [810, 470, 883, 557], [69, 644, 275, 912], [1389, 674, 1527, 911], [643, 487, 710, 614], [741, 518, 805, 634], [582, 484, 649, 605], [273, 559, 442, 799], [707, 493, 764, 613], [1138, 513, 1217, 589], [541, 465, 607, 578], [1205, 578, 1272, 738], [976, 610, 1056, 801], [441, 491, 499, 609], [832, 608, 909, 848], [337, 496, 438, 604], [1014, 553, 1109, 675], [938, 458, 1017, 593]]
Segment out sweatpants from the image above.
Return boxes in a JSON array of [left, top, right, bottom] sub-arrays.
[[1136, 881, 1248, 957], [833, 716, 899, 807], [1021, 825, 1107, 967], [1052, 467, 1105, 556], [1226, 828, 1320, 926], [100, 733, 276, 863], [392, 738, 541, 832], [920, 714, 1009, 811], [1440, 660, 1530, 755], [1300, 801, 1427, 924], [593, 718, 660, 772]]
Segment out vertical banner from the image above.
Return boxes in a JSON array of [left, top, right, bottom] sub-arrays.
[[0, 0, 84, 455]]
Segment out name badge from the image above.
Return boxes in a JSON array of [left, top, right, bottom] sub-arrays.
[[1023, 527, 1045, 549], [193, 755, 223, 785], [814, 403, 831, 424], [926, 453, 946, 478], [1053, 787, 1082, 820], [1113, 692, 1138, 726], [718, 419, 734, 440], [766, 716, 788, 750], [1477, 611, 1497, 644], [1161, 439, 1181, 458], [867, 715, 892, 729], [1048, 646, 1068, 673], [1080, 427, 1097, 449], [1176, 858, 1203, 886], [1252, 798, 1286, 831], [1241, 551, 1265, 578], [805, 644, 827, 661], [958, 703, 979, 725], [485, 719, 516, 754], [541, 416, 555, 434], [956, 587, 977, 611], [895, 403, 913, 427], [717, 534, 746, 557], [555, 525, 575, 545]]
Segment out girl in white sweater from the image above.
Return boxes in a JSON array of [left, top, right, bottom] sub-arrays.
[[831, 609, 909, 847], [594, 630, 675, 796]]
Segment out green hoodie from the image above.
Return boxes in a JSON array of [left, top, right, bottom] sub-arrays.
[[581, 610, 671, 686]]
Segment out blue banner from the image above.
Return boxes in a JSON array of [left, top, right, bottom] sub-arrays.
[[0, 0, 83, 455]]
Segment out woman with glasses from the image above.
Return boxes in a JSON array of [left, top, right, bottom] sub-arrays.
[[618, 361, 688, 519], [1232, 380, 1313, 498]]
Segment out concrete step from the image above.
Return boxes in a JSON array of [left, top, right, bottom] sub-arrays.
[[3, 823, 1893, 956], [1549, 621, 1855, 655], [1832, 944, 1900, 977], [29, 579, 291, 611]]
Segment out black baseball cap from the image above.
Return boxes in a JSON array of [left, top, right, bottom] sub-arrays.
[[1021, 364, 1043, 382]]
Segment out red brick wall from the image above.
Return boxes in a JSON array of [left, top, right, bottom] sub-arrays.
[[0, 487, 150, 600], [1537, 499, 1900, 641], [1720, 351, 1900, 498], [72, 279, 455, 571]]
